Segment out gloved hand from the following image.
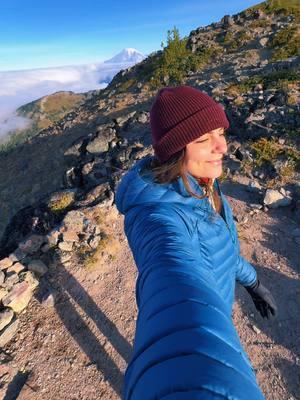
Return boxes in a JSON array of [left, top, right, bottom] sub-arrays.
[[245, 279, 277, 319]]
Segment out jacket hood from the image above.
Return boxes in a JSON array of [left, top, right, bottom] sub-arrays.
[[115, 154, 215, 215]]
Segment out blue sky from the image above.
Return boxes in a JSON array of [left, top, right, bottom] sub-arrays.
[[0, 0, 260, 72]]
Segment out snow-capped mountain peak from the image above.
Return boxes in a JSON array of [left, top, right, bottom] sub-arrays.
[[104, 48, 145, 64]]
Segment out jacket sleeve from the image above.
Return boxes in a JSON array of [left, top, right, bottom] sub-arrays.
[[217, 179, 258, 288], [236, 253, 258, 287], [232, 219, 258, 287], [123, 204, 265, 400]]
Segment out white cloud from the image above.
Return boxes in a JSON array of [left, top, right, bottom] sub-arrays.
[[0, 59, 137, 140], [0, 114, 32, 144]]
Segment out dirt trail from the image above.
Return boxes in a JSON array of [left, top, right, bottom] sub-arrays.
[[0, 179, 299, 400]]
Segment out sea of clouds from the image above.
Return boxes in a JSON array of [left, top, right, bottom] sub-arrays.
[[0, 61, 135, 141]]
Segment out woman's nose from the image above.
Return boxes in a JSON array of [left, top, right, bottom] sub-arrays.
[[212, 135, 227, 154]]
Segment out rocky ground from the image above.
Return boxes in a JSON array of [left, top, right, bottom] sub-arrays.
[[0, 174, 299, 400]]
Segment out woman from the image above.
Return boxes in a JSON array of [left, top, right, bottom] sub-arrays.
[[115, 86, 277, 400]]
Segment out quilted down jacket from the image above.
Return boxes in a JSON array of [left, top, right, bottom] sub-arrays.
[[115, 154, 265, 400]]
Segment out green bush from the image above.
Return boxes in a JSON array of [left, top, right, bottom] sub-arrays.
[[250, 137, 300, 170], [149, 26, 218, 88]]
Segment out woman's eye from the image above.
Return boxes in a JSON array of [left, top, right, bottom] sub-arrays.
[[196, 131, 225, 143]]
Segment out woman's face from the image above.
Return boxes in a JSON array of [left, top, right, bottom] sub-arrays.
[[183, 127, 228, 179]]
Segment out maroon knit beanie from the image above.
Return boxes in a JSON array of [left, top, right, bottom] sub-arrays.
[[150, 85, 230, 163]]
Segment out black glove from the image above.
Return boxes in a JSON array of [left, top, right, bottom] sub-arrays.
[[245, 279, 277, 319]]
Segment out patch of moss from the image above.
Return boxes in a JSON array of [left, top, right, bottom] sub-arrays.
[[278, 162, 297, 182], [79, 231, 121, 270], [234, 96, 246, 106], [248, 19, 270, 29], [219, 168, 229, 182], [211, 72, 222, 80], [42, 92, 84, 115], [269, 24, 300, 60], [283, 126, 300, 138], [225, 70, 300, 95], [236, 224, 248, 241], [250, 137, 284, 166], [219, 30, 252, 51], [81, 232, 111, 269], [117, 78, 137, 92], [240, 159, 254, 176], [247, 0, 300, 22], [48, 192, 75, 214], [250, 137, 300, 172]]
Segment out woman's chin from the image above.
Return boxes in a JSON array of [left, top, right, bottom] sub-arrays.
[[205, 166, 223, 179], [188, 165, 223, 179]]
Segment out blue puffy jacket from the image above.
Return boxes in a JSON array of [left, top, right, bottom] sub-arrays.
[[115, 154, 265, 400]]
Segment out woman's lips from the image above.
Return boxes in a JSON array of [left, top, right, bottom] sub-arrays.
[[207, 159, 222, 165]]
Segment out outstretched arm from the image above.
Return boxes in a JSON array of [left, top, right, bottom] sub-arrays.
[[123, 204, 265, 400], [232, 214, 277, 319], [231, 213, 258, 287]]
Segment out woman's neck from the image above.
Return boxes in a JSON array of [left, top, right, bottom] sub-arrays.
[[196, 177, 215, 186]]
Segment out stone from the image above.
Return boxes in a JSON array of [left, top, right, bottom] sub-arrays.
[[88, 235, 101, 250], [0, 257, 13, 270], [279, 187, 286, 196], [247, 181, 262, 193], [221, 15, 234, 27], [61, 210, 86, 233], [137, 112, 148, 124], [58, 241, 74, 252], [0, 288, 9, 302], [20, 271, 39, 290], [263, 189, 292, 208], [249, 203, 263, 210], [251, 324, 261, 334], [0, 270, 5, 285], [4, 273, 19, 289], [62, 230, 79, 242], [41, 290, 57, 308], [2, 281, 34, 313], [18, 234, 46, 254], [47, 190, 76, 214], [41, 243, 51, 252], [27, 259, 48, 277], [0, 308, 14, 331], [60, 253, 72, 263], [86, 128, 115, 154], [259, 37, 269, 47], [9, 248, 27, 263], [6, 262, 26, 275], [46, 228, 61, 246], [0, 319, 19, 347]]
